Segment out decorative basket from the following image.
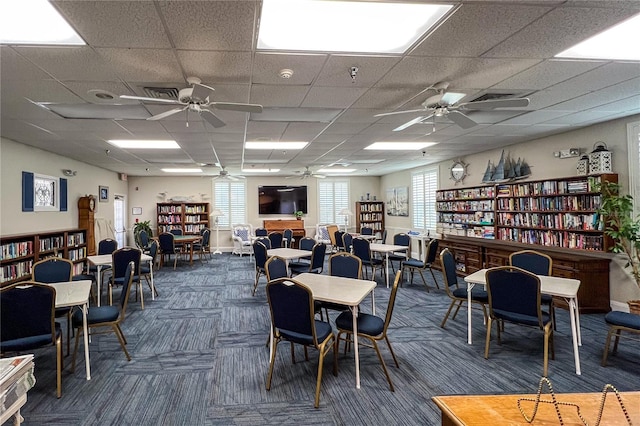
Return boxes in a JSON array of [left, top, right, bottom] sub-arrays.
[[628, 300, 640, 315]]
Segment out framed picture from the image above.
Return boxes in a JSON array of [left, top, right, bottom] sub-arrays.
[[386, 186, 409, 216], [132, 207, 142, 215], [99, 185, 109, 202]]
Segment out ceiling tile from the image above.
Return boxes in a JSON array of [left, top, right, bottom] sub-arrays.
[[95, 48, 183, 82]]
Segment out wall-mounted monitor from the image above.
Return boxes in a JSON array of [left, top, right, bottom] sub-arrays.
[[258, 185, 308, 215]]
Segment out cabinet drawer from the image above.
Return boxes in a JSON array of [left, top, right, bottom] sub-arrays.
[[551, 268, 576, 279]]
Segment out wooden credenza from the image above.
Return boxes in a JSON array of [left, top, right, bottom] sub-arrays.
[[263, 220, 306, 248]]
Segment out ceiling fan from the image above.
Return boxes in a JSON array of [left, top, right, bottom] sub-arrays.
[[287, 166, 326, 180], [374, 82, 529, 131], [206, 165, 244, 181], [120, 77, 263, 128]]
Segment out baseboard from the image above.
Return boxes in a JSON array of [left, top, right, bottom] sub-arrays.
[[610, 300, 630, 313]]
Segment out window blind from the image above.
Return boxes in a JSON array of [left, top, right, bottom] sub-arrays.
[[318, 181, 349, 224], [412, 167, 438, 233], [214, 181, 246, 227]]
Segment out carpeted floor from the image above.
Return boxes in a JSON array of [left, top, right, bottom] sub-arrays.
[[17, 253, 640, 425]]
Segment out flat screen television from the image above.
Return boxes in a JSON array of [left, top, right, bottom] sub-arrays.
[[258, 185, 308, 215]]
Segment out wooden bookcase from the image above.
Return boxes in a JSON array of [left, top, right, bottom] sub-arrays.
[[436, 185, 495, 239], [157, 202, 210, 235], [1, 228, 88, 285], [355, 201, 384, 234]]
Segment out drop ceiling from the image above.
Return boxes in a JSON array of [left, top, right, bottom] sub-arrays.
[[1, 0, 639, 178]]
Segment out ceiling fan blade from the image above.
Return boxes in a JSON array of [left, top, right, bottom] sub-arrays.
[[460, 97, 530, 110], [313, 174, 326, 179], [374, 108, 428, 118], [448, 111, 477, 129], [120, 95, 180, 104], [211, 102, 263, 113], [147, 107, 187, 121], [200, 109, 226, 128], [393, 116, 427, 132], [191, 83, 214, 103]]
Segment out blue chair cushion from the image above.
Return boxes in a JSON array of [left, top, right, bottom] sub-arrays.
[[73, 273, 95, 282], [605, 311, 640, 329], [319, 227, 330, 241], [288, 260, 310, 269], [335, 311, 384, 336], [494, 309, 550, 327], [72, 306, 119, 327], [89, 265, 110, 273], [0, 323, 61, 352], [452, 287, 488, 302], [235, 228, 250, 242], [113, 275, 140, 285], [280, 320, 333, 345], [139, 266, 151, 274], [402, 258, 424, 268]]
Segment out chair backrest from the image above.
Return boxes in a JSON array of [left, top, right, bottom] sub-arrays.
[[268, 232, 284, 248], [382, 271, 403, 332], [316, 225, 331, 243], [117, 261, 135, 321], [266, 278, 319, 345], [254, 237, 271, 249], [342, 233, 354, 253], [485, 266, 543, 326], [158, 232, 176, 253], [201, 228, 211, 246], [393, 233, 411, 247], [509, 250, 552, 276], [309, 243, 327, 272], [361, 227, 374, 236], [283, 229, 293, 244], [32, 257, 73, 283], [299, 237, 316, 251], [380, 229, 388, 244], [1, 282, 56, 343], [233, 224, 253, 241], [200, 227, 208, 236], [352, 237, 372, 262], [334, 231, 345, 249], [138, 230, 149, 248], [112, 247, 141, 279], [424, 238, 439, 264], [98, 238, 118, 255], [440, 249, 459, 294], [326, 225, 339, 244], [147, 240, 159, 262], [329, 252, 362, 279], [255, 227, 268, 237], [266, 256, 288, 281], [253, 241, 269, 270], [170, 229, 183, 236]]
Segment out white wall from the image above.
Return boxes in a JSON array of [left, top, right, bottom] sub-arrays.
[[0, 137, 126, 236]]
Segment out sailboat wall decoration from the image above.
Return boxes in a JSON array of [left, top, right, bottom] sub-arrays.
[[482, 150, 531, 184]]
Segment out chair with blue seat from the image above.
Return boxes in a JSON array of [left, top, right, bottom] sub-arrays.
[[109, 247, 142, 309], [484, 266, 554, 377], [439, 248, 488, 328], [252, 241, 269, 296], [255, 227, 268, 237], [140, 240, 159, 298], [192, 228, 210, 263], [268, 232, 284, 249], [266, 278, 338, 408], [158, 232, 180, 270], [283, 228, 294, 248], [376, 229, 388, 244], [287, 237, 315, 270], [1, 282, 63, 398], [361, 227, 374, 236], [352, 237, 385, 281], [388, 233, 411, 274], [509, 250, 555, 329], [334, 231, 345, 252], [290, 243, 326, 276], [72, 261, 135, 372], [401, 238, 439, 290], [318, 252, 363, 318], [136, 229, 151, 253], [342, 233, 354, 253], [231, 224, 254, 257], [601, 310, 640, 366], [265, 256, 288, 281], [255, 236, 271, 249], [335, 270, 402, 392], [89, 238, 118, 283]]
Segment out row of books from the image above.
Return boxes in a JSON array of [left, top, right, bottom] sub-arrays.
[[0, 260, 33, 283], [359, 213, 383, 221], [68, 247, 87, 261], [358, 204, 383, 212], [438, 211, 494, 225], [67, 232, 85, 246], [496, 177, 601, 197], [39, 236, 64, 251], [0, 241, 33, 260], [157, 205, 183, 213], [157, 225, 183, 233], [157, 215, 182, 224], [496, 195, 602, 212], [496, 212, 602, 231], [184, 215, 206, 223], [184, 224, 208, 233], [184, 206, 208, 213], [437, 186, 495, 201], [496, 228, 604, 250], [436, 200, 494, 211]]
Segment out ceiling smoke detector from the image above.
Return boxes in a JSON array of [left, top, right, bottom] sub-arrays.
[[279, 69, 294, 79]]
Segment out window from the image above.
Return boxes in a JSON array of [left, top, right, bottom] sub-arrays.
[[411, 167, 438, 234], [34, 174, 58, 211], [318, 181, 349, 224], [628, 120, 640, 216], [213, 181, 246, 227]]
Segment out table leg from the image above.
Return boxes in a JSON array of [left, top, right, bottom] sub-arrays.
[[467, 282, 474, 345], [385, 253, 390, 288], [568, 297, 581, 375], [352, 305, 360, 389], [96, 265, 102, 307], [574, 297, 582, 346], [371, 289, 376, 316], [82, 303, 91, 380], [149, 258, 156, 300]]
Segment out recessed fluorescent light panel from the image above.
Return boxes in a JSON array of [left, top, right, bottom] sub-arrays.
[[161, 168, 203, 173], [317, 168, 356, 173], [441, 92, 466, 105], [258, 0, 453, 54], [0, 0, 85, 45], [245, 141, 308, 150], [556, 13, 640, 61], [108, 140, 180, 149], [241, 168, 281, 173], [366, 142, 437, 150]]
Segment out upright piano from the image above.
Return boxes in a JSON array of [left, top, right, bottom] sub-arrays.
[[263, 219, 306, 248]]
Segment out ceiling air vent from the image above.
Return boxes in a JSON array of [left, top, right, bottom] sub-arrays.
[[468, 91, 529, 103], [142, 87, 179, 100]]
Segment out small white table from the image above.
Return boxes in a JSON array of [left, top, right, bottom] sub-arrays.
[[87, 253, 154, 307], [267, 247, 311, 273], [295, 273, 377, 389], [369, 243, 408, 288], [464, 269, 582, 375], [408, 233, 431, 259], [46, 280, 92, 380]]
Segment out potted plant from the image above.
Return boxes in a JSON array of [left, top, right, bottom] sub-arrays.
[[294, 210, 304, 220], [133, 219, 153, 248], [597, 180, 640, 313]]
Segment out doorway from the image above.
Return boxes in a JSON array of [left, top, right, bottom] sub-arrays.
[[114, 195, 126, 248]]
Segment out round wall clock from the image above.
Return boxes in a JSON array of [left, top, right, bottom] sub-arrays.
[[450, 160, 469, 184]]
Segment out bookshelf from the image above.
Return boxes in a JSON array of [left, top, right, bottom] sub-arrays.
[[0, 228, 87, 285], [436, 185, 495, 239], [157, 202, 210, 235], [355, 201, 385, 235]]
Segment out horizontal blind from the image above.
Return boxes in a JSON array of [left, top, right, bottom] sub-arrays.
[[319, 181, 349, 224], [412, 167, 438, 233], [214, 181, 246, 227]]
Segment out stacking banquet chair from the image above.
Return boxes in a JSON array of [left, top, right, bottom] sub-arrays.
[[601, 310, 640, 366], [361, 227, 374, 236], [158, 232, 180, 270], [109, 247, 142, 309], [136, 229, 151, 254], [287, 237, 315, 270], [401, 238, 440, 290], [388, 233, 411, 274], [342, 233, 354, 253], [32, 257, 74, 355], [265, 256, 288, 282], [268, 232, 284, 249], [509, 250, 555, 328], [484, 266, 554, 377], [290, 243, 326, 276], [169, 228, 185, 253], [333, 231, 345, 252], [89, 238, 118, 285], [376, 229, 388, 244], [255, 227, 268, 237], [231, 224, 254, 257], [255, 236, 271, 249], [318, 252, 364, 319], [283, 228, 294, 248], [439, 248, 488, 329], [72, 261, 135, 372], [192, 228, 211, 263], [1, 282, 63, 398], [266, 278, 338, 408], [335, 270, 402, 392], [352, 237, 384, 281], [200, 227, 213, 259], [252, 241, 269, 296], [140, 240, 159, 298]]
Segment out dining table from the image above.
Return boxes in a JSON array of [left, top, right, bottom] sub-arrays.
[[46, 280, 92, 380], [266, 247, 311, 273], [294, 272, 377, 389], [172, 234, 202, 265], [86, 253, 154, 307], [369, 243, 409, 288], [464, 268, 582, 375]]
